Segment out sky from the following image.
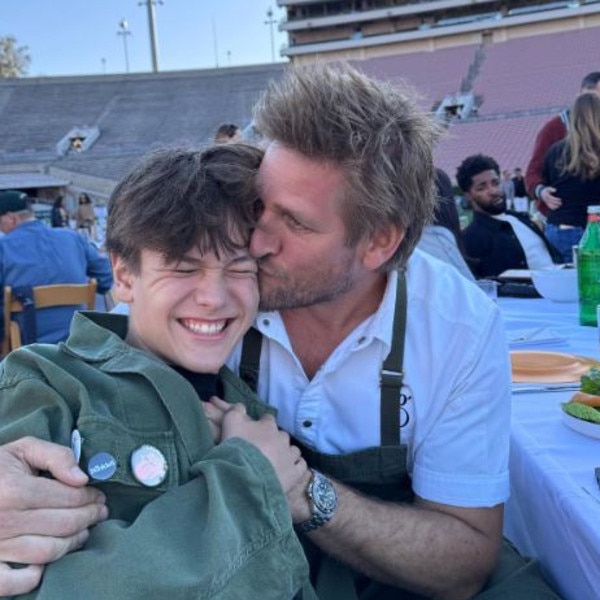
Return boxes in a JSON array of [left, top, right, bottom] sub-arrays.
[[1, 1, 289, 77]]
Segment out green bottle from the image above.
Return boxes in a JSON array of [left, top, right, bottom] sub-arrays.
[[577, 205, 600, 326]]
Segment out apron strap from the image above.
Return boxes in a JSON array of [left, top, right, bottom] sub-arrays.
[[239, 271, 408, 448], [380, 270, 407, 446], [239, 326, 262, 393]]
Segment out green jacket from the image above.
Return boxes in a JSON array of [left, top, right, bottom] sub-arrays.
[[0, 311, 312, 600]]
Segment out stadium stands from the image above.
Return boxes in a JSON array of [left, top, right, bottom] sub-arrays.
[[474, 25, 600, 115], [0, 23, 599, 197], [355, 44, 478, 110], [433, 114, 549, 182]]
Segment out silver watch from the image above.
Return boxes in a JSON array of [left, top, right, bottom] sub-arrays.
[[296, 469, 338, 534]]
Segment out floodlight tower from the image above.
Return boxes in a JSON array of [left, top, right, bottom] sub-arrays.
[[139, 0, 162, 72], [265, 7, 277, 63], [117, 20, 132, 73]]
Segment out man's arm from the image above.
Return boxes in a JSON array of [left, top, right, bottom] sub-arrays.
[[289, 481, 502, 600], [0, 404, 311, 599], [0, 437, 108, 596], [525, 117, 565, 211], [16, 438, 310, 600]]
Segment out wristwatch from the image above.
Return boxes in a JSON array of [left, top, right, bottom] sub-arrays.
[[296, 469, 338, 534]]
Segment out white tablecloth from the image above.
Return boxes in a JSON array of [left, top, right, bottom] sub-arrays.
[[499, 297, 600, 600]]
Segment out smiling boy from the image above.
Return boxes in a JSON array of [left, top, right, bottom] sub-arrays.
[[0, 144, 313, 599]]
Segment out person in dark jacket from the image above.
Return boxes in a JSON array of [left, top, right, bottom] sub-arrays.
[[458, 154, 562, 278]]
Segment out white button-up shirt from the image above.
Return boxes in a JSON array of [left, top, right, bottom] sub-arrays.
[[230, 249, 511, 508]]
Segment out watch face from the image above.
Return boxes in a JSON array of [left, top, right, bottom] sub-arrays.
[[312, 473, 338, 514]]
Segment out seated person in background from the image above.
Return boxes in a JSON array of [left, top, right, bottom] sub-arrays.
[[458, 154, 562, 278], [0, 144, 313, 599], [417, 167, 475, 281], [0, 190, 113, 346]]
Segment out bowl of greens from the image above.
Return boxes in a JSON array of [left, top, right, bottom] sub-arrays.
[[562, 367, 600, 439]]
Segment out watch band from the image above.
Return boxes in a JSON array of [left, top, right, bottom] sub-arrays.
[[295, 469, 338, 534]]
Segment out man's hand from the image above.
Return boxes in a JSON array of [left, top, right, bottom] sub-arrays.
[[217, 400, 309, 496], [540, 186, 562, 210], [0, 437, 108, 596]]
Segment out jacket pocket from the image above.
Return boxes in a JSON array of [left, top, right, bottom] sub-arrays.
[[75, 415, 181, 521]]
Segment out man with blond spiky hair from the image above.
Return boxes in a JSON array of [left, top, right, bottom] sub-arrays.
[[0, 63, 559, 600]]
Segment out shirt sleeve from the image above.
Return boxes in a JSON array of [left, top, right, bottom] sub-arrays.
[[410, 304, 511, 507]]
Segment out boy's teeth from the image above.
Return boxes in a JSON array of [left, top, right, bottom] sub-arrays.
[[184, 320, 225, 334]]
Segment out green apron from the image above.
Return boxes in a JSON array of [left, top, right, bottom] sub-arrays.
[[241, 273, 561, 600]]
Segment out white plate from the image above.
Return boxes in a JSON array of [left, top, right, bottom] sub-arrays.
[[510, 351, 600, 383], [561, 411, 600, 440]]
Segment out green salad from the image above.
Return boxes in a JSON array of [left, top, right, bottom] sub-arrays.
[[562, 401, 600, 424], [561, 366, 600, 424], [580, 367, 600, 395]]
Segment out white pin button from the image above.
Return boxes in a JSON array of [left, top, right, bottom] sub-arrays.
[[130, 444, 168, 487]]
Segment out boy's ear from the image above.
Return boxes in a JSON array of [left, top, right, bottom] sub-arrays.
[[110, 253, 135, 303], [362, 225, 404, 271]]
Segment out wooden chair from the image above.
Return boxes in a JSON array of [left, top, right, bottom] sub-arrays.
[[2, 279, 97, 355]]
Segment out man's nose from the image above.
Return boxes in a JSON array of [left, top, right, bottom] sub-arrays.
[[250, 218, 279, 259]]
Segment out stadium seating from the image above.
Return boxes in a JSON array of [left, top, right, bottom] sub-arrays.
[[0, 24, 599, 188]]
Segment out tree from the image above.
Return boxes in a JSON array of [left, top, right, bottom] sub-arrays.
[[0, 36, 30, 78]]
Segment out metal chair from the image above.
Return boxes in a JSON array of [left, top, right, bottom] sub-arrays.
[[2, 279, 97, 355]]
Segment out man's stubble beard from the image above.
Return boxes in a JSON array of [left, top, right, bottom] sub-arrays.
[[257, 262, 356, 312]]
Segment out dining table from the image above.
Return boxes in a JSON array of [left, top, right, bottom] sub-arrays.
[[498, 295, 600, 600]]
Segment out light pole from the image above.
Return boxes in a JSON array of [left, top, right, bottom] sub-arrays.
[[139, 0, 162, 72], [117, 19, 132, 73], [264, 7, 277, 63]]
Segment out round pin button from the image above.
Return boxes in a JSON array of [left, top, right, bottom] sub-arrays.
[[71, 429, 82, 463], [130, 445, 168, 487], [87, 452, 117, 481]]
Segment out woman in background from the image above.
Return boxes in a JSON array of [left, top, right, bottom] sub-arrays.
[[75, 192, 96, 240], [542, 92, 600, 262], [50, 196, 68, 227]]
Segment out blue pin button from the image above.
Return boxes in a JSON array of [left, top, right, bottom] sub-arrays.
[[88, 452, 117, 481]]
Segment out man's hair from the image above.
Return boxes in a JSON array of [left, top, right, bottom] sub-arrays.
[[456, 154, 500, 193], [214, 123, 240, 142], [581, 72, 600, 90], [106, 144, 263, 272], [253, 62, 440, 270], [560, 92, 600, 180]]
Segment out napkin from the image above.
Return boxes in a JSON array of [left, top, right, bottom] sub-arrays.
[[507, 327, 567, 349]]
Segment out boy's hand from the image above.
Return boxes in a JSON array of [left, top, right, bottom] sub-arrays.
[[220, 403, 309, 495], [202, 396, 231, 443], [0, 437, 108, 595]]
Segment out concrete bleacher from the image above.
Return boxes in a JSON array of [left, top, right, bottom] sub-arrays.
[[0, 24, 598, 191], [475, 25, 600, 115], [356, 44, 479, 110], [434, 114, 549, 181], [0, 64, 285, 183]]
